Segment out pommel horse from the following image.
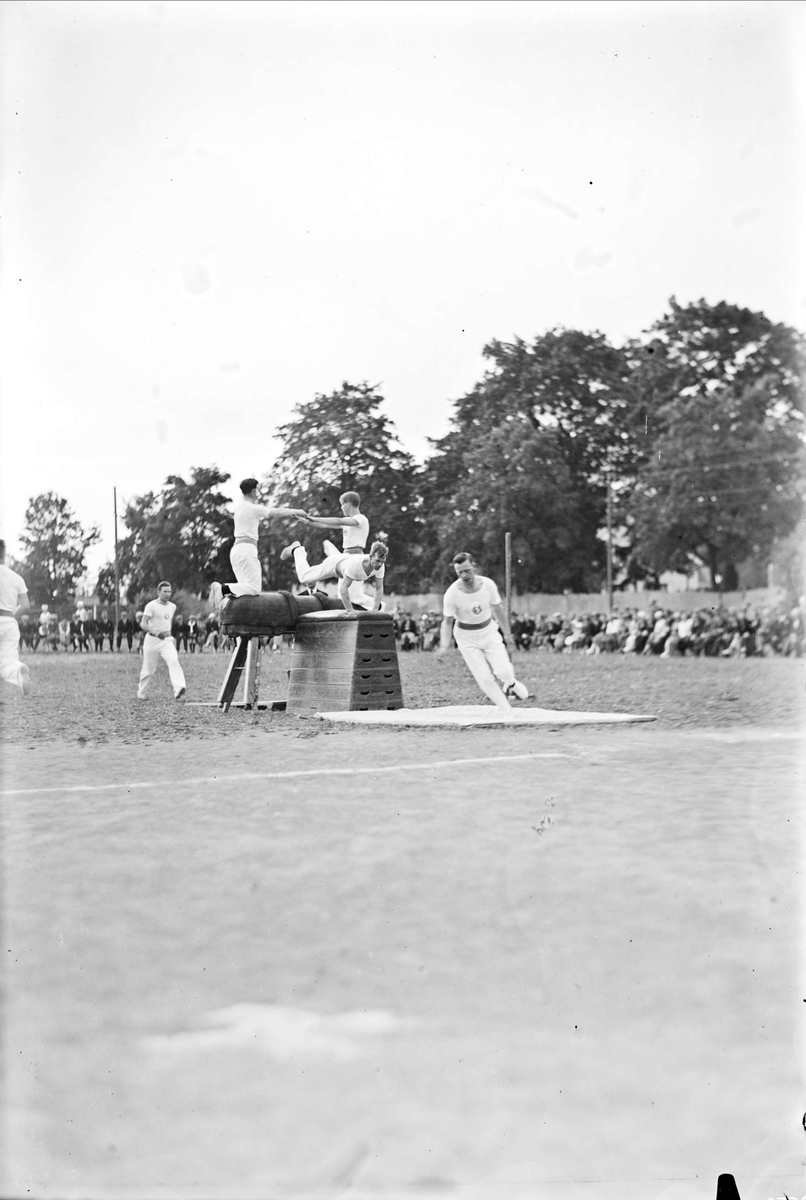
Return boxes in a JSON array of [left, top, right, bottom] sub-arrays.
[[217, 592, 403, 714]]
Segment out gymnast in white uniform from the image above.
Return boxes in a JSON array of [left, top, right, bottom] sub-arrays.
[[438, 551, 530, 715]]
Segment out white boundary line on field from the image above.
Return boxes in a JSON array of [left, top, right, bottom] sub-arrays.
[[1, 752, 569, 797]]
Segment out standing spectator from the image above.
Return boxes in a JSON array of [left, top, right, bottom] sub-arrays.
[[398, 611, 419, 651], [302, 491, 376, 609], [89, 615, 104, 652], [0, 539, 32, 695], [137, 582, 187, 701], [18, 613, 35, 651], [117, 612, 135, 652], [98, 610, 115, 651], [204, 612, 220, 652], [58, 615, 71, 652], [38, 604, 57, 651], [76, 613, 92, 652], [172, 611, 188, 651]]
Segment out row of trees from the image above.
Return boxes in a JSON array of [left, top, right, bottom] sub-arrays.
[[13, 298, 806, 606]]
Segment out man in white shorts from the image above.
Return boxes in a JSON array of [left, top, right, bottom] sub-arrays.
[[137, 581, 187, 700], [437, 551, 530, 716], [302, 491, 373, 608], [280, 539, 388, 614], [0, 539, 32, 696], [209, 478, 308, 608]]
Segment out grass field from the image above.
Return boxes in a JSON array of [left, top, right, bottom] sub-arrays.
[[1, 647, 804, 1200]]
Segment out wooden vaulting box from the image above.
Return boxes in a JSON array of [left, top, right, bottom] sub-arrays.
[[287, 611, 404, 713]]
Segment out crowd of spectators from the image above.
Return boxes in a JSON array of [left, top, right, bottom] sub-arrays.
[[392, 604, 805, 658], [18, 606, 224, 653], [19, 599, 806, 660]]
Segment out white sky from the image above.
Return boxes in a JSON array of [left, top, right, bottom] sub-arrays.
[[1, 0, 803, 578]]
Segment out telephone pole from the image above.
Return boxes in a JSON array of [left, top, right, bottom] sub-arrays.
[[606, 463, 613, 613], [113, 488, 121, 636], [505, 530, 512, 631]]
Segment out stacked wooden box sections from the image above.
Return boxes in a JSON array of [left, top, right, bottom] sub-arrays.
[[287, 611, 403, 713]]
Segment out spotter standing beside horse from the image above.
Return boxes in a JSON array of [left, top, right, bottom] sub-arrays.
[[301, 491, 376, 609], [209, 478, 308, 609]]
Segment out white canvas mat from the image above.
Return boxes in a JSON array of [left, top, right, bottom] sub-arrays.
[[315, 705, 657, 727]]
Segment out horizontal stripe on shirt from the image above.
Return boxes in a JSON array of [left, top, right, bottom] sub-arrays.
[[456, 617, 492, 630]]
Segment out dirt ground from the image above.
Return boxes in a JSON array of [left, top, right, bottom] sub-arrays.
[[1, 650, 804, 1199]]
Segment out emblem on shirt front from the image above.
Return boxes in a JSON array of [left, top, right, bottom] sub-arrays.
[[472, 603, 482, 615]]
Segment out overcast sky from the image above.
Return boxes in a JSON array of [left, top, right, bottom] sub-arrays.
[[1, 0, 803, 579]]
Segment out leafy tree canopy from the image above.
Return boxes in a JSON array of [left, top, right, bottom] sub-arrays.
[[429, 419, 602, 593], [16, 492, 99, 608], [434, 329, 639, 482], [628, 297, 806, 444], [118, 466, 233, 600], [265, 382, 421, 592], [628, 379, 805, 588]]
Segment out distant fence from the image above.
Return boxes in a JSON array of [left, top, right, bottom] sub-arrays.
[[387, 587, 791, 617]]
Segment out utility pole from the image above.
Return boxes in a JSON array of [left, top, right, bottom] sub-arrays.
[[505, 530, 512, 633], [113, 487, 121, 637], [606, 462, 613, 613]]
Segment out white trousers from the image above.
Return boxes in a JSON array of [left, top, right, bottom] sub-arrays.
[[229, 542, 262, 596], [455, 623, 515, 712], [0, 618, 24, 690], [293, 546, 345, 586], [138, 634, 186, 698]]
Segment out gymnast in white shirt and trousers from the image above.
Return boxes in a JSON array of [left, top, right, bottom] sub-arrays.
[[209, 478, 308, 608], [438, 551, 530, 716]]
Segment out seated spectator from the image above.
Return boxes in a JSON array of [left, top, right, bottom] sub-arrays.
[[643, 610, 670, 656], [674, 613, 695, 655], [398, 611, 419, 651], [421, 612, 441, 652], [623, 612, 650, 654], [590, 612, 625, 653]]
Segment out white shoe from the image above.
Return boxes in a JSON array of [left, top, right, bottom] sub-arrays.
[[209, 581, 223, 609], [505, 680, 530, 701], [322, 538, 340, 557], [19, 663, 31, 697], [280, 541, 301, 561]]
